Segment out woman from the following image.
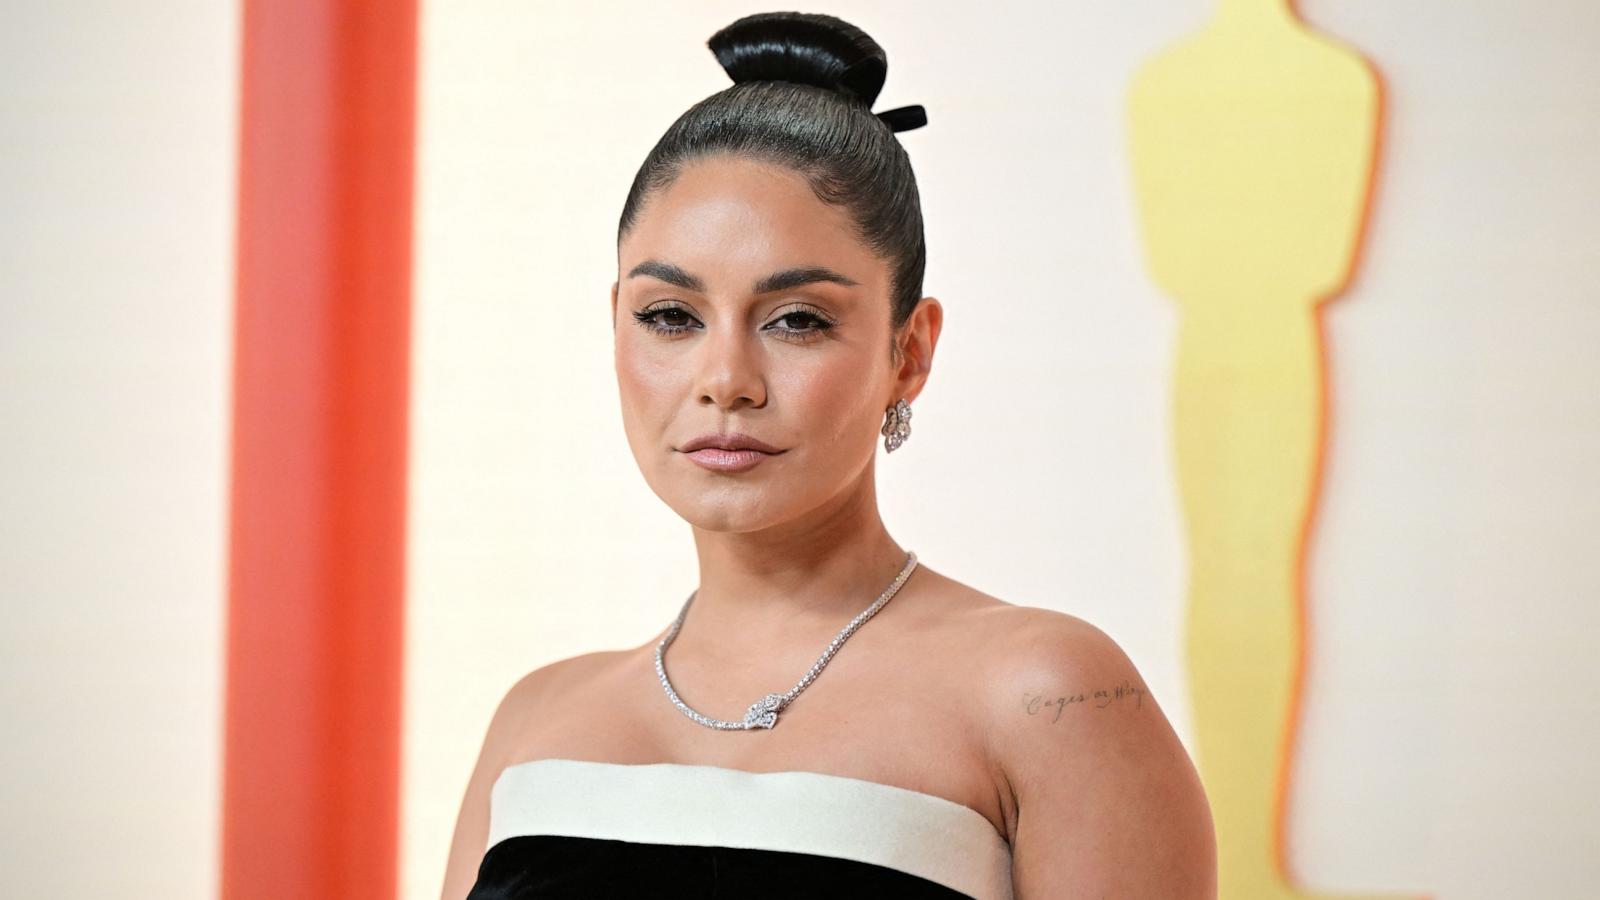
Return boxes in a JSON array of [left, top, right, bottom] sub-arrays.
[[442, 11, 1215, 899]]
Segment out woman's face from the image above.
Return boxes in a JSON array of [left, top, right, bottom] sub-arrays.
[[612, 153, 934, 534]]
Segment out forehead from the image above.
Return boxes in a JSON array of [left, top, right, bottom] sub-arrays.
[[620, 154, 885, 292]]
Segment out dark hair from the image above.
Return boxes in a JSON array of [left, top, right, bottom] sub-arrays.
[[616, 11, 929, 347]]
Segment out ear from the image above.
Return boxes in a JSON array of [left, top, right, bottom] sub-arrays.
[[893, 296, 944, 405], [610, 280, 619, 331]]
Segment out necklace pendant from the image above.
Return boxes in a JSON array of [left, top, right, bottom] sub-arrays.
[[743, 692, 785, 729], [655, 551, 919, 733]]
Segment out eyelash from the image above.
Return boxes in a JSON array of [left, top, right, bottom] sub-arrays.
[[631, 302, 837, 342]]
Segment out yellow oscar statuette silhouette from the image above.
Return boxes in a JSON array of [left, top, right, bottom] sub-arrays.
[[1128, 2, 1423, 898]]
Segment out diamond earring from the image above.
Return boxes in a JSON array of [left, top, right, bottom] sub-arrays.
[[881, 398, 912, 453]]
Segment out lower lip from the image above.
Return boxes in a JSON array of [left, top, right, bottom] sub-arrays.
[[683, 447, 779, 472]]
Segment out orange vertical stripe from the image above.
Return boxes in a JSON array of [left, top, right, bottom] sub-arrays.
[[222, 2, 416, 898]]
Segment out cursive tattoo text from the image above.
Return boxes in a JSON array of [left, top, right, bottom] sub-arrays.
[[1022, 680, 1148, 722]]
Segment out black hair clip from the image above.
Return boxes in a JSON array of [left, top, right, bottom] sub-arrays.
[[875, 104, 927, 133]]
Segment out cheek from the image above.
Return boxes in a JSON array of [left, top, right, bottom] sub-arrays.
[[780, 356, 885, 453], [614, 333, 680, 424], [614, 341, 681, 471]]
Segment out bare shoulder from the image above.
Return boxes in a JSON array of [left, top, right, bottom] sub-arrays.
[[969, 603, 1146, 707], [961, 600, 1217, 899], [436, 648, 627, 900], [910, 568, 1134, 687], [935, 590, 1158, 752], [483, 649, 626, 754]]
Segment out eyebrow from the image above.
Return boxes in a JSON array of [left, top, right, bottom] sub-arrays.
[[626, 259, 861, 294]]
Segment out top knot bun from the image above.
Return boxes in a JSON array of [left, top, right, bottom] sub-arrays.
[[707, 11, 890, 109]]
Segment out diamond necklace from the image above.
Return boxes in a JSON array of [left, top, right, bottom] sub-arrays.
[[654, 550, 920, 730]]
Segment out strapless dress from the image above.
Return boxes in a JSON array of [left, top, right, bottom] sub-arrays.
[[466, 757, 1015, 899]]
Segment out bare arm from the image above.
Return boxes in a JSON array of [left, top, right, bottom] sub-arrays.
[[986, 610, 1217, 898]]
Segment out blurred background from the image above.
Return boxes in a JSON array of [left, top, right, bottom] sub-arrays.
[[1, 1, 1596, 898]]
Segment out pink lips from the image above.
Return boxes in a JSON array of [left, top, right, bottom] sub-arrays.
[[679, 432, 786, 473], [684, 447, 773, 472]]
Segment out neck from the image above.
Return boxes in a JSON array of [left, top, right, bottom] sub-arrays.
[[680, 465, 910, 646]]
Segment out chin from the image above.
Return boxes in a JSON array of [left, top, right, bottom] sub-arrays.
[[654, 481, 798, 534], [676, 497, 788, 534]]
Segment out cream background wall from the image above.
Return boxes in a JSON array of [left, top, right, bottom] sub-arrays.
[[0, 2, 1595, 899], [0, 1, 239, 897], [405, 2, 1600, 898]]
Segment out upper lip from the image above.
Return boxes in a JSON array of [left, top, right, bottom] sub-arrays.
[[680, 432, 785, 454]]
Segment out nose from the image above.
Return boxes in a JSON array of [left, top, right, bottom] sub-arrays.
[[695, 323, 767, 411]]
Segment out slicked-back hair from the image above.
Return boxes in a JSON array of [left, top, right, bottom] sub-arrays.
[[617, 12, 927, 346]]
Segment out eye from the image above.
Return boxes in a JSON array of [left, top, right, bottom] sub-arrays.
[[632, 303, 700, 336], [764, 306, 837, 342]]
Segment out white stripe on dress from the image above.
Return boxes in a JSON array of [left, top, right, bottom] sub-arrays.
[[486, 757, 1015, 900]]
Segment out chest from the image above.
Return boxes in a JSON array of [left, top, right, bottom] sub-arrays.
[[504, 641, 1008, 843]]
